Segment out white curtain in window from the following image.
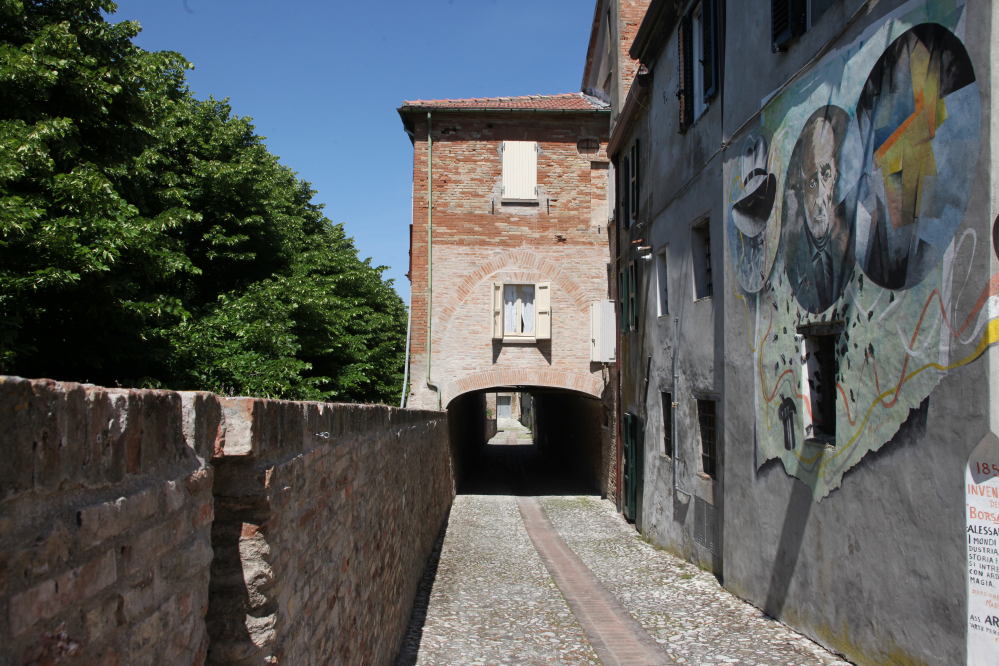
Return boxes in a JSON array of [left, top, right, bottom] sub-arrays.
[[521, 285, 535, 334], [504, 285, 517, 333]]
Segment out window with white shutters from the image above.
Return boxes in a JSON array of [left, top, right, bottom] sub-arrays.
[[491, 282, 551, 341], [501, 141, 538, 201]]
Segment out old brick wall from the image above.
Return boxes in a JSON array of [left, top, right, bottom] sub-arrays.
[[0, 377, 217, 666], [207, 397, 454, 666], [1, 378, 456, 666]]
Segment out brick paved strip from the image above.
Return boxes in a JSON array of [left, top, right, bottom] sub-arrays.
[[518, 496, 673, 666]]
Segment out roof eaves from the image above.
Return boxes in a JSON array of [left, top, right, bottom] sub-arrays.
[[630, 0, 678, 65], [580, 0, 606, 92]]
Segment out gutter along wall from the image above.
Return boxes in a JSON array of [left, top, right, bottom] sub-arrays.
[[0, 377, 457, 666]]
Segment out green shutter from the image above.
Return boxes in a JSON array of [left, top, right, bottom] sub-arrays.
[[618, 268, 626, 332]]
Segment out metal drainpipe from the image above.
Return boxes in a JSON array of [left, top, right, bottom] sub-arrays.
[[426, 112, 442, 410], [400, 189, 415, 408], [400, 304, 412, 408], [673, 315, 691, 498]]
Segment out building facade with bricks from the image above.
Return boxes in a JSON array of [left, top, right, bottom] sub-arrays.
[[398, 94, 619, 495]]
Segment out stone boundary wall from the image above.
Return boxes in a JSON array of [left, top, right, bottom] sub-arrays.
[[206, 397, 454, 666], [0, 378, 455, 666], [0, 377, 218, 666]]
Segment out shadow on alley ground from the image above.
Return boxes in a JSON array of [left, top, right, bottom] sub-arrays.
[[458, 429, 597, 497]]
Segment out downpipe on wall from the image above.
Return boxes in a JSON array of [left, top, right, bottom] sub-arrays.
[[426, 111, 442, 410], [401, 186, 416, 408], [401, 301, 412, 408]]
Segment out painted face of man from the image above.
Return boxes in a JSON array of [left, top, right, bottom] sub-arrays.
[[802, 118, 837, 240]]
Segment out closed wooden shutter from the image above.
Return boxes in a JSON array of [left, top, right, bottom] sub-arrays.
[[628, 261, 637, 329], [630, 140, 640, 221], [621, 154, 631, 228], [501, 141, 538, 200], [677, 15, 694, 132], [534, 282, 552, 340], [772, 0, 791, 51], [772, 0, 805, 52], [618, 268, 627, 332], [535, 282, 551, 339], [702, 0, 718, 100], [491, 283, 503, 339]]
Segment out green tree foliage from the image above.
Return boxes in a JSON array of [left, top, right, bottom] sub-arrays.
[[0, 0, 407, 402]]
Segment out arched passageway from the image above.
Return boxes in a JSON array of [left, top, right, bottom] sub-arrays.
[[446, 386, 611, 497]]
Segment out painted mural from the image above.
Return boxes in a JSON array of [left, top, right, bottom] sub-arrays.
[[728, 0, 998, 499]]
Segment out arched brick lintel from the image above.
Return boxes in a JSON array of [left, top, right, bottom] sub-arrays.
[[435, 248, 593, 334], [443, 369, 603, 408]]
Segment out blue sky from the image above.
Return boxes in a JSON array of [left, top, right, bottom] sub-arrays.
[[110, 0, 597, 305]]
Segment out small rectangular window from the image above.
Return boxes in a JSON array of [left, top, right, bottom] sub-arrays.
[[504, 284, 535, 336], [501, 141, 538, 201], [801, 331, 837, 444], [662, 391, 674, 458], [772, 0, 836, 52], [697, 398, 717, 478], [691, 220, 713, 300], [628, 261, 638, 330], [655, 250, 669, 317], [493, 282, 550, 340]]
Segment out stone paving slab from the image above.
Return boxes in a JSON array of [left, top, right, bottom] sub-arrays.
[[539, 496, 853, 666], [397, 495, 600, 665]]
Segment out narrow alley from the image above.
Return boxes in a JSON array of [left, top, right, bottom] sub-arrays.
[[395, 424, 852, 666]]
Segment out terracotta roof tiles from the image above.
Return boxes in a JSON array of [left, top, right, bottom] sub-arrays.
[[400, 93, 609, 111]]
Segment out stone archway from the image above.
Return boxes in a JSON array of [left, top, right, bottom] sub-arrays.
[[443, 368, 603, 408]]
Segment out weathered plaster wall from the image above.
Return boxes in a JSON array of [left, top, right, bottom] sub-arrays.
[[0, 377, 217, 666], [613, 3, 727, 569], [719, 0, 996, 663], [207, 397, 454, 666], [616, 0, 998, 662]]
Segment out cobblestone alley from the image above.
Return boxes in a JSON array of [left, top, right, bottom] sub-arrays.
[[395, 426, 853, 666]]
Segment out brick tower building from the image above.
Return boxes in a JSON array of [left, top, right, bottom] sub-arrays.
[[397, 94, 617, 494]]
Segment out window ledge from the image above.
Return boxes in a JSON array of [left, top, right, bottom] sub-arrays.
[[804, 435, 835, 450], [500, 337, 538, 344], [696, 472, 717, 482], [500, 199, 539, 206]]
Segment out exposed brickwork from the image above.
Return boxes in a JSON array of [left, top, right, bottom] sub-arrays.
[[404, 113, 611, 391], [0, 377, 217, 666], [400, 107, 617, 497], [0, 378, 456, 666], [207, 398, 455, 666], [618, 0, 652, 98]]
